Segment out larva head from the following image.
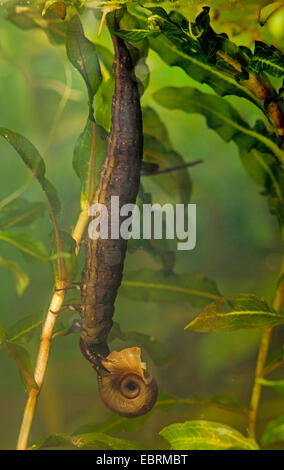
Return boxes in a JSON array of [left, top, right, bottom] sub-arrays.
[[97, 347, 158, 417]]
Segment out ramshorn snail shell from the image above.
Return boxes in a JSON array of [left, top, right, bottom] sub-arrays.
[[98, 347, 158, 417]]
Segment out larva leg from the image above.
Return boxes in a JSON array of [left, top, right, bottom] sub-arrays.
[[79, 338, 110, 373], [50, 304, 81, 315]]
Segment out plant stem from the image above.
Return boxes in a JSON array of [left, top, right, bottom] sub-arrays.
[[248, 254, 284, 440], [72, 204, 90, 255], [16, 288, 65, 450], [16, 143, 95, 449], [16, 212, 90, 450]]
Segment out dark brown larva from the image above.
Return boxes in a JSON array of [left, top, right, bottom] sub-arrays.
[[79, 31, 158, 417]]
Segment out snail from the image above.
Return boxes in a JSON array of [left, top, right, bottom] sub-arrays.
[[97, 347, 158, 417]]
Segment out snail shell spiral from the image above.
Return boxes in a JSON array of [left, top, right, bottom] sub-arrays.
[[98, 347, 158, 418]]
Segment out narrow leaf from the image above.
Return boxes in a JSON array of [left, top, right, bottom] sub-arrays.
[[0, 128, 61, 217], [186, 294, 284, 332], [66, 15, 102, 114], [73, 119, 107, 208], [31, 432, 150, 450], [0, 231, 48, 262], [109, 322, 175, 366], [0, 256, 29, 295], [153, 86, 284, 165], [0, 198, 45, 229], [49, 230, 77, 285], [5, 341, 38, 392], [121, 269, 222, 308], [0, 321, 6, 345], [261, 414, 284, 447], [6, 310, 43, 343], [258, 378, 284, 395]]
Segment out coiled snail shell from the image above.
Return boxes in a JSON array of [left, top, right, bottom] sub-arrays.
[[98, 347, 158, 417]]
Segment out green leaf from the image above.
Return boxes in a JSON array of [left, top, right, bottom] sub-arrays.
[[73, 119, 107, 207], [71, 432, 150, 450], [5, 341, 37, 392], [66, 15, 102, 114], [0, 321, 6, 345], [259, 2, 284, 26], [109, 322, 175, 367], [94, 78, 114, 132], [121, 269, 222, 308], [258, 378, 284, 395], [31, 432, 150, 450], [186, 294, 284, 332], [0, 128, 61, 218], [115, 29, 158, 42], [30, 433, 73, 450], [249, 41, 284, 77], [49, 230, 77, 285], [143, 106, 172, 151], [159, 420, 259, 450], [0, 128, 45, 184], [6, 310, 43, 343], [266, 348, 284, 369], [143, 134, 192, 205], [129, 5, 257, 104], [0, 231, 48, 262], [153, 86, 284, 165], [95, 44, 113, 75], [75, 391, 176, 436], [128, 236, 176, 275], [0, 256, 29, 295], [261, 414, 284, 447], [0, 198, 45, 229]]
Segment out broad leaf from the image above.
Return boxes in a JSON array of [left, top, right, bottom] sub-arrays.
[[0, 231, 48, 262], [186, 294, 284, 332], [121, 269, 222, 308], [0, 198, 45, 229], [261, 414, 284, 447], [128, 5, 258, 104], [159, 420, 259, 450], [0, 256, 29, 295], [109, 322, 175, 366], [249, 41, 284, 77], [66, 15, 102, 114]]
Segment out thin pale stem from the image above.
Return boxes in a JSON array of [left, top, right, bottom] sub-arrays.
[[72, 205, 90, 255], [248, 253, 284, 440], [16, 289, 65, 450], [16, 119, 97, 449]]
